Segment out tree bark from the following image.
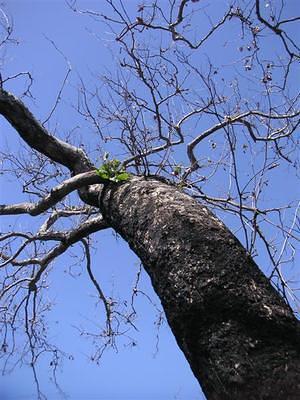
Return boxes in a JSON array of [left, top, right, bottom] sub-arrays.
[[100, 176, 300, 400]]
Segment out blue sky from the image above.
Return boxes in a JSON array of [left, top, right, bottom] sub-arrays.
[[0, 1, 299, 399]]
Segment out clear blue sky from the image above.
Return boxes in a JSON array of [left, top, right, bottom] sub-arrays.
[[0, 1, 299, 399]]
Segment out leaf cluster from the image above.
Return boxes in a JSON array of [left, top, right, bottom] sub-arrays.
[[96, 159, 131, 183]]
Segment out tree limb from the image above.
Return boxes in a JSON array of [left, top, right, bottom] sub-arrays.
[[0, 171, 105, 216], [0, 88, 93, 174]]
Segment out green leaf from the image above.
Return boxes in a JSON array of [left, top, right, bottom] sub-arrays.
[[96, 169, 110, 180], [101, 164, 111, 174], [115, 172, 131, 182], [96, 158, 130, 182]]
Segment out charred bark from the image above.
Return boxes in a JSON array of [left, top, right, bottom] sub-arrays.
[[100, 176, 300, 400]]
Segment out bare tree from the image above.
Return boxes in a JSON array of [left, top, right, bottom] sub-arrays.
[[1, 1, 300, 399]]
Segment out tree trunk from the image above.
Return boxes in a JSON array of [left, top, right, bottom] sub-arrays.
[[99, 176, 300, 400]]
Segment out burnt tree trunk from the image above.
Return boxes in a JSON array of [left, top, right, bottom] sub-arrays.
[[99, 176, 300, 400]]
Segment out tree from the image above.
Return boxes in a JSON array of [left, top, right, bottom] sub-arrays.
[[0, 1, 300, 399]]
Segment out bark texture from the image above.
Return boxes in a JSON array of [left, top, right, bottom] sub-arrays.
[[100, 176, 300, 400]]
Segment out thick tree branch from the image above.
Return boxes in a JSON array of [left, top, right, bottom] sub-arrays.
[[0, 171, 105, 216], [0, 88, 93, 174], [38, 206, 97, 233]]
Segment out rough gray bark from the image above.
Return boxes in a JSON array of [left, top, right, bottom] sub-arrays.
[[100, 176, 300, 400]]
